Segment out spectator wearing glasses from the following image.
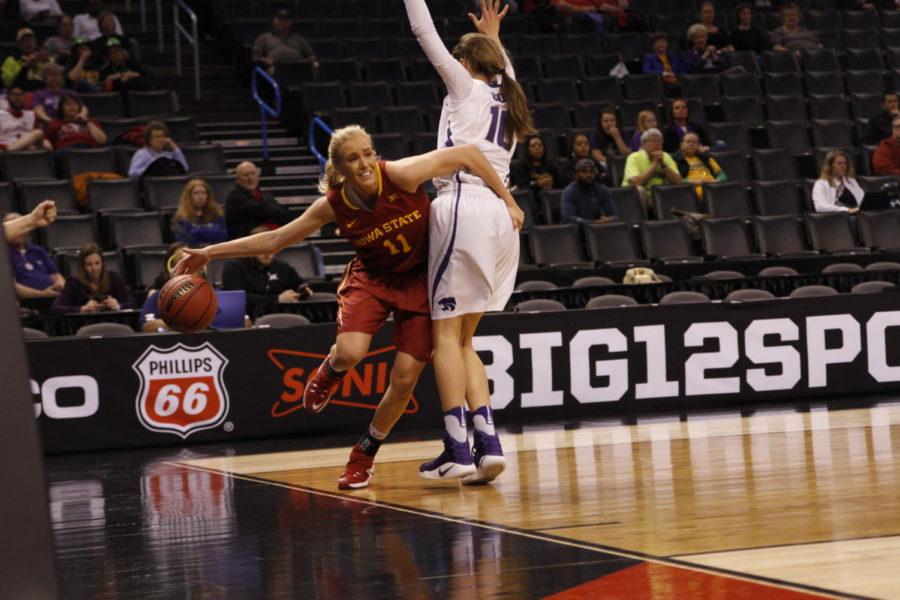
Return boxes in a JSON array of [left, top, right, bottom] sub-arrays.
[[623, 128, 683, 212], [872, 115, 900, 177]]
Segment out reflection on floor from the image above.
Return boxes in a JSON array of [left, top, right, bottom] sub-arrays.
[[48, 401, 900, 599]]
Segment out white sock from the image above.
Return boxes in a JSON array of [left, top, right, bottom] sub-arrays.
[[368, 424, 387, 440]]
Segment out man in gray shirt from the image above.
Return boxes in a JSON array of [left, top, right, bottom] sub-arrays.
[[252, 9, 318, 70]]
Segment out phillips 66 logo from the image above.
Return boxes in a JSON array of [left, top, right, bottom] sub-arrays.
[[132, 342, 230, 438]]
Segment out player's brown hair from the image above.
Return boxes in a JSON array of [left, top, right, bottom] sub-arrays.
[[452, 33, 535, 147], [317, 125, 374, 193], [75, 242, 110, 296], [173, 178, 223, 224]]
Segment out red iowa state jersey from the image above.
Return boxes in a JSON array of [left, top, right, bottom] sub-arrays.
[[326, 161, 430, 274]]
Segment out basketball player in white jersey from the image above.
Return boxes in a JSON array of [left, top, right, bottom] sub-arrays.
[[404, 0, 535, 483]]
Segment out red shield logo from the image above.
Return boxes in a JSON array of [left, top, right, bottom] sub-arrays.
[[133, 342, 230, 438], [267, 345, 420, 418]]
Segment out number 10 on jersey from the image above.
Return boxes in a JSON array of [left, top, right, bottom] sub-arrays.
[[485, 106, 511, 150]]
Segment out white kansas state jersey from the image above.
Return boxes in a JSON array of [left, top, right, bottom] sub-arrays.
[[434, 79, 517, 192]]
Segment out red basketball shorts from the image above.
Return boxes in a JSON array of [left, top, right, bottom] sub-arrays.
[[335, 259, 432, 363]]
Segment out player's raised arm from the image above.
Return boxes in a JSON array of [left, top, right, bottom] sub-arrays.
[[386, 145, 524, 229], [174, 197, 337, 275], [403, 0, 473, 100], [468, 0, 514, 78]]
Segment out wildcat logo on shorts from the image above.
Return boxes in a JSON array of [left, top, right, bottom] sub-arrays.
[[133, 342, 230, 438], [437, 297, 457, 312]]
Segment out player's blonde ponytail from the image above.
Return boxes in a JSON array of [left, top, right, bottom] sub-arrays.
[[317, 125, 374, 193], [452, 33, 535, 147]]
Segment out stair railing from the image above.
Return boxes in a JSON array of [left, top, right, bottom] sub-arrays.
[[251, 67, 283, 163], [174, 0, 201, 99], [139, 0, 164, 53], [308, 117, 333, 174]]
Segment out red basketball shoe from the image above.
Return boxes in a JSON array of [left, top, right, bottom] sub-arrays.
[[303, 356, 344, 413], [338, 445, 374, 490]]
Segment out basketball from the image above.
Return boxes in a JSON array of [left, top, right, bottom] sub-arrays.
[[157, 275, 217, 333]]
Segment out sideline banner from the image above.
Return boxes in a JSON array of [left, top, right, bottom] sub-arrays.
[[30, 292, 900, 453]]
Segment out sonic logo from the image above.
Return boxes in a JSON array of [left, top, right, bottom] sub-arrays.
[[132, 342, 230, 438], [267, 345, 420, 418]]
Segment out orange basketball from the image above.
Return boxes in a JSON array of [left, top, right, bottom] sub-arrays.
[[157, 275, 217, 333]]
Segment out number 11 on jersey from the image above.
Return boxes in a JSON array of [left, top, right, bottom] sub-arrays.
[[485, 106, 511, 150]]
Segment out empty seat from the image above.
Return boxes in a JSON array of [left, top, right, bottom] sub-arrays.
[[851, 280, 895, 294], [531, 102, 572, 131], [533, 78, 579, 104], [529, 224, 591, 267], [753, 215, 816, 257], [722, 72, 761, 97], [700, 217, 764, 260], [764, 72, 804, 96], [843, 28, 880, 50], [181, 144, 226, 175], [559, 34, 605, 56], [789, 285, 838, 298], [276, 61, 317, 89], [722, 96, 764, 127], [162, 116, 198, 143], [515, 298, 567, 312], [805, 212, 870, 254], [127, 90, 175, 117], [845, 69, 885, 95], [762, 50, 800, 73], [539, 189, 563, 224], [822, 262, 864, 273], [87, 178, 140, 212], [22, 327, 48, 339], [707, 122, 752, 154], [584, 222, 649, 267], [640, 220, 702, 264], [583, 55, 623, 78], [516, 279, 558, 291], [144, 175, 189, 210], [299, 82, 345, 113], [586, 294, 639, 308], [541, 55, 584, 79], [659, 291, 710, 304], [766, 120, 812, 154], [2, 149, 54, 180], [800, 48, 840, 72], [711, 151, 752, 184], [753, 149, 799, 181], [866, 261, 900, 271], [845, 49, 885, 72], [808, 94, 849, 120], [608, 187, 645, 224], [519, 34, 561, 55], [396, 81, 439, 107], [805, 71, 845, 96], [378, 105, 423, 135], [725, 289, 776, 302], [42, 214, 96, 250], [0, 181, 15, 213], [811, 119, 855, 147], [759, 265, 800, 277], [254, 313, 312, 328], [623, 74, 665, 101], [279, 244, 324, 279], [704, 182, 753, 218], [680, 74, 721, 103], [652, 185, 700, 220], [62, 147, 116, 177], [364, 58, 405, 82], [764, 94, 808, 122], [369, 133, 408, 160], [850, 92, 885, 120], [857, 210, 900, 250], [573, 276, 615, 287], [75, 322, 134, 336], [752, 180, 804, 216], [352, 38, 389, 59], [319, 59, 362, 83], [79, 92, 124, 118], [348, 81, 393, 109], [602, 33, 644, 61], [332, 106, 377, 131], [572, 101, 605, 128], [804, 9, 842, 31], [106, 212, 164, 249], [17, 179, 78, 213], [704, 270, 744, 279]]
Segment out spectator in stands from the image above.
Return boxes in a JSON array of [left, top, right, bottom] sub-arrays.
[[172, 179, 228, 246], [99, 38, 153, 93], [560, 159, 617, 224], [43, 14, 76, 62], [222, 226, 313, 318], [74, 0, 123, 41], [525, 0, 566, 34], [590, 108, 631, 165], [51, 243, 134, 314], [252, 9, 318, 73], [771, 4, 821, 54], [751, 0, 785, 11], [838, 0, 878, 9], [864, 93, 899, 145], [872, 115, 900, 177], [627, 110, 657, 152], [662, 98, 714, 154], [66, 37, 102, 93], [643, 32, 683, 94], [812, 150, 864, 214], [44, 94, 106, 152], [730, 3, 771, 53], [2, 28, 53, 91], [32, 64, 81, 124], [511, 135, 562, 194], [4, 212, 65, 300], [19, 0, 63, 24], [697, 2, 733, 51], [92, 10, 138, 60], [623, 128, 683, 212], [682, 23, 728, 74], [674, 133, 727, 200], [0, 86, 49, 150], [225, 161, 291, 239], [559, 133, 607, 186], [128, 121, 188, 181]]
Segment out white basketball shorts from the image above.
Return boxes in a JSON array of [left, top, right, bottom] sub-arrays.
[[428, 181, 519, 320]]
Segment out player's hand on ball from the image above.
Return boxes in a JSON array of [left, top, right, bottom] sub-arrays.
[[30, 200, 57, 228], [507, 204, 524, 230], [173, 247, 210, 276]]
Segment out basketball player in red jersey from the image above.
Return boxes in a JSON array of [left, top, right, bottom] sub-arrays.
[[175, 125, 523, 489]]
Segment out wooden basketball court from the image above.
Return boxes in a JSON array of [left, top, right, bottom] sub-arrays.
[[46, 401, 900, 598]]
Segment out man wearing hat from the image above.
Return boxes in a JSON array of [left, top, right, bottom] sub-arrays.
[[99, 37, 152, 93], [560, 159, 618, 224], [65, 36, 102, 93], [2, 28, 52, 90], [252, 9, 318, 72]]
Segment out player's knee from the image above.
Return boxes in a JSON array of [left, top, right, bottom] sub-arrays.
[[332, 347, 364, 370], [389, 367, 419, 395]]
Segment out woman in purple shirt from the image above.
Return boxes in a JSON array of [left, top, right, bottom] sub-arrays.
[[171, 178, 228, 246]]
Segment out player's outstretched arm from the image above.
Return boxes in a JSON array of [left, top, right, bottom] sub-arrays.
[[387, 146, 524, 229], [403, 0, 473, 99], [174, 197, 337, 275], [3, 200, 57, 240]]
